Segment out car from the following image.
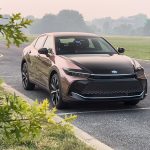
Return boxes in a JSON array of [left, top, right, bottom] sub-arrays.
[[21, 32, 147, 109]]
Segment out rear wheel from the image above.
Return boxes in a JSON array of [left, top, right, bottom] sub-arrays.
[[22, 63, 35, 90], [50, 74, 65, 109], [124, 100, 140, 106]]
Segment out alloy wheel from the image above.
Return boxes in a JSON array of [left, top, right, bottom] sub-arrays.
[[22, 64, 28, 88], [50, 74, 60, 106]]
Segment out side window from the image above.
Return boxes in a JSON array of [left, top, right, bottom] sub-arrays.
[[43, 36, 54, 52], [89, 39, 95, 48], [34, 36, 47, 50]]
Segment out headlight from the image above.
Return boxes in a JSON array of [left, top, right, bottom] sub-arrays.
[[135, 67, 145, 79], [133, 59, 142, 70], [63, 68, 90, 78], [132, 60, 145, 79]]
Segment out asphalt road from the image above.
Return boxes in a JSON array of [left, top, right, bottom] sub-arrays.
[[0, 43, 150, 150]]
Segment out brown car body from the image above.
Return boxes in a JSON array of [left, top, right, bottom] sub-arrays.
[[21, 32, 147, 108]]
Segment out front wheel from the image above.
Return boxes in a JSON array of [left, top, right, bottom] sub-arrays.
[[50, 74, 65, 109], [22, 63, 35, 90], [124, 100, 140, 106]]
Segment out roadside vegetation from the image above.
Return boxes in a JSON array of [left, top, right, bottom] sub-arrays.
[[0, 13, 32, 47], [0, 81, 93, 150], [105, 36, 150, 60]]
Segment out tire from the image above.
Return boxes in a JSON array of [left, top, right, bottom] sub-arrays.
[[49, 73, 65, 109], [21, 62, 35, 90], [124, 100, 140, 106]]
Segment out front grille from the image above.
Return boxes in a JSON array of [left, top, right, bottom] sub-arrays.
[[89, 74, 136, 79], [69, 80, 143, 97]]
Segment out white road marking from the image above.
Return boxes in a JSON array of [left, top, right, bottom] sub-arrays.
[[0, 75, 20, 78], [0, 54, 3, 57], [58, 107, 150, 116]]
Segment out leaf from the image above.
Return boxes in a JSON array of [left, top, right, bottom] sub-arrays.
[[0, 13, 32, 47], [0, 91, 77, 144]]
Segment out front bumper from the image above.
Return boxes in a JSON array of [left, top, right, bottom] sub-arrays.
[[71, 91, 145, 102], [67, 78, 147, 102]]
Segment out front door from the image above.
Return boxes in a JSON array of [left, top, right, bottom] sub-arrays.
[[32, 35, 47, 84], [36, 36, 55, 88]]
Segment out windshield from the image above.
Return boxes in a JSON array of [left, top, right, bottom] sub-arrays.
[[55, 36, 117, 55]]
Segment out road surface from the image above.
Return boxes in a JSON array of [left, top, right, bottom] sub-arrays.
[[0, 42, 150, 150]]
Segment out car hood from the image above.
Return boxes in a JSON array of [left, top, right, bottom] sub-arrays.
[[62, 54, 134, 74]]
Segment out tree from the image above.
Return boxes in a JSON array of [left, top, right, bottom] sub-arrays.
[[29, 10, 91, 34], [113, 24, 133, 35], [143, 19, 150, 36], [29, 14, 57, 34], [102, 21, 111, 34], [57, 10, 89, 32], [0, 13, 32, 47]]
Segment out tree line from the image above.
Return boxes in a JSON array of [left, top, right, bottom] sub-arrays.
[[89, 14, 150, 36], [27, 10, 150, 36], [1, 10, 150, 36], [28, 10, 91, 34]]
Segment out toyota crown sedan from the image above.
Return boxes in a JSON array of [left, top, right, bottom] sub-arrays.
[[21, 32, 147, 109]]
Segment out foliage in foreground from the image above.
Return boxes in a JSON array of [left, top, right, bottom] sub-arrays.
[[0, 82, 93, 150], [0, 91, 76, 145], [0, 13, 32, 47]]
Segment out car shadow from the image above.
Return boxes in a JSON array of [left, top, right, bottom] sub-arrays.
[[60, 101, 139, 113], [12, 84, 141, 113]]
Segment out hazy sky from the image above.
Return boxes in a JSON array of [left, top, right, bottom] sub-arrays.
[[1, 0, 150, 20]]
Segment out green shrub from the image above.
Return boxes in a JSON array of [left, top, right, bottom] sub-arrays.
[[0, 79, 3, 85], [0, 13, 32, 47], [0, 93, 77, 144]]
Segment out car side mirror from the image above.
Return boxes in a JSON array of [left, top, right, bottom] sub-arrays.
[[38, 48, 48, 55], [48, 48, 54, 55], [117, 47, 125, 54]]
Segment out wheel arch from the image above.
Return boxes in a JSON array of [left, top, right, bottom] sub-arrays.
[[48, 67, 62, 90], [21, 59, 27, 71], [49, 69, 58, 87]]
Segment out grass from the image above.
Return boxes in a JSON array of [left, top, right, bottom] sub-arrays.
[[1, 34, 150, 60], [23, 35, 150, 60], [105, 36, 150, 60], [0, 82, 93, 150], [1, 130, 93, 150]]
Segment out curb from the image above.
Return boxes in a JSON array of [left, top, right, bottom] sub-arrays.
[[2, 83, 113, 150]]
